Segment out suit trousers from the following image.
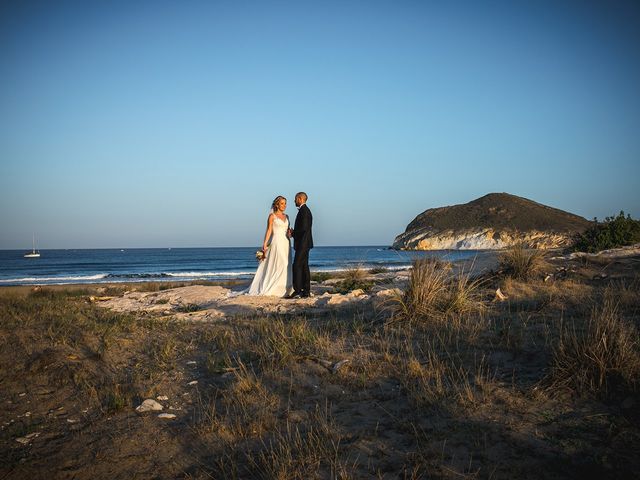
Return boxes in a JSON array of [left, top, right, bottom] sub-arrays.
[[292, 248, 311, 294]]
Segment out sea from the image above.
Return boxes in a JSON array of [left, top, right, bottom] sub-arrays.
[[0, 247, 481, 286]]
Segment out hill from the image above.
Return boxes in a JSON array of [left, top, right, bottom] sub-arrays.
[[393, 193, 590, 250]]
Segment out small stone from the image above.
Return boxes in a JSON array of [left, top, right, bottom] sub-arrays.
[[158, 413, 176, 419], [156, 395, 169, 401], [67, 418, 79, 424], [494, 288, 508, 302], [187, 380, 198, 386], [186, 361, 197, 365], [19, 393, 26, 397], [16, 432, 40, 444], [135, 399, 163, 413]]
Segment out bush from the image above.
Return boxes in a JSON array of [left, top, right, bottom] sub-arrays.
[[310, 271, 332, 283], [333, 265, 373, 293], [573, 211, 640, 253]]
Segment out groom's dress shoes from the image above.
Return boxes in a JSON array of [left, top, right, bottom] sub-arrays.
[[286, 292, 303, 299]]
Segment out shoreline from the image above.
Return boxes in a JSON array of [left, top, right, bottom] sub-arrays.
[[0, 250, 502, 290], [0, 251, 499, 295], [0, 246, 494, 288]]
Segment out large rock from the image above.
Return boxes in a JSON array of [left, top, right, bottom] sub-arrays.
[[393, 193, 590, 251]]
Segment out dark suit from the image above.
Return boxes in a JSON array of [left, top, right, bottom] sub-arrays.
[[292, 203, 313, 295]]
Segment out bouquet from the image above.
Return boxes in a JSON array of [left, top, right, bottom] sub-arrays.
[[255, 249, 266, 262]]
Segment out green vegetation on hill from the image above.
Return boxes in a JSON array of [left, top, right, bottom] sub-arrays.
[[573, 211, 640, 253], [404, 193, 590, 234]]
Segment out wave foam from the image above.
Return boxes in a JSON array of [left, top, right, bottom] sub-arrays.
[[0, 274, 108, 283]]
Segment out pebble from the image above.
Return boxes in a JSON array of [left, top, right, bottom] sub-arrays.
[[158, 413, 176, 420], [135, 399, 164, 413], [187, 380, 198, 386], [16, 432, 40, 445], [156, 395, 169, 401], [67, 419, 79, 424], [186, 361, 197, 365], [19, 393, 26, 397]]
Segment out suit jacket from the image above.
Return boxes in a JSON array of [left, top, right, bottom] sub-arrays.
[[293, 204, 313, 251]]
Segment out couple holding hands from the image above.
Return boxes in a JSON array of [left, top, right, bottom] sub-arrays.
[[248, 192, 313, 298]]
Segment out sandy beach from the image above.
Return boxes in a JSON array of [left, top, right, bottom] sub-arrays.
[[1, 248, 639, 479]]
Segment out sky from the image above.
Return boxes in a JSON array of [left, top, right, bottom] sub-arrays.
[[1, 0, 639, 249]]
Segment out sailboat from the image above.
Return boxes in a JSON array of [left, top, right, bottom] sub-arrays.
[[24, 234, 41, 258]]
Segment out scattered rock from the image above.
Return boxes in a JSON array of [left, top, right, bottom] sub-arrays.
[[187, 380, 198, 386], [156, 395, 169, 401], [376, 288, 402, 298], [494, 288, 508, 302], [186, 361, 197, 365], [16, 432, 40, 445], [66, 418, 79, 424], [327, 295, 351, 306], [349, 289, 365, 297], [158, 413, 176, 420], [135, 399, 163, 413]]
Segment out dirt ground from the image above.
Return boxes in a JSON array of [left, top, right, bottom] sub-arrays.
[[1, 250, 639, 479]]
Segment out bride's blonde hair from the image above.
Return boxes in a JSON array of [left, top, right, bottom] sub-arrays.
[[271, 196, 286, 213]]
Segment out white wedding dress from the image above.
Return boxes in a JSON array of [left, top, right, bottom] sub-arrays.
[[248, 215, 293, 297]]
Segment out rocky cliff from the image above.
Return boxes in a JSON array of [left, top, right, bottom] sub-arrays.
[[393, 193, 590, 250]]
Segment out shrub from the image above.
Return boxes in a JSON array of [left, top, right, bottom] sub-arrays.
[[573, 211, 640, 253], [310, 271, 333, 283], [333, 265, 373, 293]]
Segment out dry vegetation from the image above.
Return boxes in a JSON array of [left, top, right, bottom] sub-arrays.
[[1, 247, 639, 479]]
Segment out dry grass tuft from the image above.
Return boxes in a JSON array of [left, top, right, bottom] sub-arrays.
[[253, 317, 324, 369], [247, 406, 348, 480], [390, 258, 485, 324], [545, 290, 640, 397], [499, 244, 546, 281], [399, 342, 492, 410], [194, 359, 279, 439]]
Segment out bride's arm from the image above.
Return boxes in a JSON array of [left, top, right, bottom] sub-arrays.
[[262, 214, 275, 252]]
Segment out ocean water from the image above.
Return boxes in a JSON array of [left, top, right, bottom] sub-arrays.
[[0, 247, 481, 286]]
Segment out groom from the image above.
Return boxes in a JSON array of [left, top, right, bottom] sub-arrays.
[[288, 192, 313, 298]]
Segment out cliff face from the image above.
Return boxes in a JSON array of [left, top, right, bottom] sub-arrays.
[[393, 193, 590, 250]]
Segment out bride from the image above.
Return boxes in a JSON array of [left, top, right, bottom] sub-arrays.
[[248, 196, 294, 297]]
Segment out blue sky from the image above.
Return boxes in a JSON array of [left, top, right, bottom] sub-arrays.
[[1, 0, 639, 249]]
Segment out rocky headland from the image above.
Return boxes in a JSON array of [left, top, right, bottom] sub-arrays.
[[393, 192, 591, 250]]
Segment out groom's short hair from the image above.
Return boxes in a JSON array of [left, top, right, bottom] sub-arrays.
[[296, 192, 308, 202]]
